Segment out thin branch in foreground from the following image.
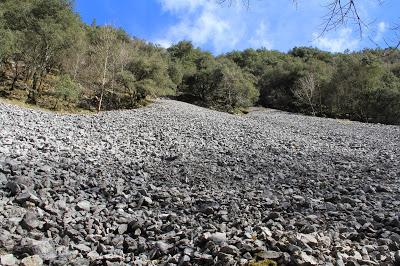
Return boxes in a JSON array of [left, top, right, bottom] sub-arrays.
[[318, 0, 367, 38]]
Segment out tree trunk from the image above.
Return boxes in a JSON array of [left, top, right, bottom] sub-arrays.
[[27, 73, 38, 105], [97, 54, 109, 112], [97, 87, 104, 112], [38, 73, 45, 96], [73, 54, 81, 80], [10, 62, 19, 91]]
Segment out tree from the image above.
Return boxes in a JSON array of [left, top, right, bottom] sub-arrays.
[[61, 25, 87, 81], [181, 55, 258, 110], [258, 59, 305, 110], [0, 30, 22, 91], [0, 0, 81, 103], [90, 26, 118, 111], [114, 70, 138, 107], [214, 58, 258, 109], [0, 0, 31, 91], [54, 74, 81, 109], [293, 73, 318, 115], [126, 46, 176, 98]]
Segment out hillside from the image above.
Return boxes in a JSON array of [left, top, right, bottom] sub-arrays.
[[0, 99, 399, 265]]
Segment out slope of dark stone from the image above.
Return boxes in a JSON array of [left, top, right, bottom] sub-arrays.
[[0, 99, 399, 265]]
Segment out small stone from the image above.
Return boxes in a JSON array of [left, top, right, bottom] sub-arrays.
[[293, 195, 305, 202], [395, 250, 400, 264], [117, 224, 128, 235], [77, 200, 91, 211], [6, 182, 21, 196], [142, 196, 153, 206], [220, 245, 240, 255], [75, 243, 92, 253], [217, 252, 235, 264], [134, 228, 141, 236], [21, 211, 41, 230], [97, 254, 123, 262], [297, 233, 318, 246], [124, 236, 138, 253], [184, 247, 194, 256], [208, 232, 227, 244], [20, 238, 57, 261], [267, 212, 280, 220], [15, 191, 41, 205], [345, 259, 360, 266], [194, 252, 214, 264], [181, 255, 190, 262], [258, 226, 272, 237], [376, 185, 391, 193], [56, 200, 67, 210], [256, 250, 282, 259], [298, 252, 318, 265], [129, 218, 144, 231], [0, 254, 18, 266], [21, 255, 43, 266], [87, 251, 100, 261], [156, 241, 173, 254], [243, 252, 252, 259]]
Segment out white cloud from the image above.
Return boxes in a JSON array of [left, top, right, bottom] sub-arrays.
[[249, 21, 273, 49], [158, 0, 208, 13], [156, 0, 273, 54], [156, 1, 375, 53], [155, 39, 173, 48], [312, 28, 359, 52], [374, 21, 387, 42]]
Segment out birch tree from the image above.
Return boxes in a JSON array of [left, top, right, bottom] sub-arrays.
[[92, 26, 117, 111], [294, 73, 318, 115]]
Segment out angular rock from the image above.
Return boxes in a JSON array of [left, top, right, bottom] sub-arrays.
[[256, 250, 282, 260], [156, 241, 173, 254], [19, 238, 57, 261], [15, 191, 41, 205], [296, 252, 318, 265], [77, 200, 91, 211], [296, 233, 318, 246], [87, 251, 100, 261], [0, 254, 19, 266], [21, 211, 41, 230], [207, 232, 227, 244], [74, 243, 92, 253], [117, 224, 128, 235], [21, 255, 43, 266], [220, 245, 240, 256]]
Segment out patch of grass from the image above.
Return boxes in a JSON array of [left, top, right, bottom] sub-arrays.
[[337, 118, 353, 125], [231, 106, 250, 115], [0, 97, 47, 111], [0, 96, 93, 115], [219, 106, 251, 115]]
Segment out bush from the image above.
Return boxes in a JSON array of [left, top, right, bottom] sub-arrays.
[[54, 75, 81, 104]]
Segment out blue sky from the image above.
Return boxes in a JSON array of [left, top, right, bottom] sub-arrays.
[[74, 0, 400, 54]]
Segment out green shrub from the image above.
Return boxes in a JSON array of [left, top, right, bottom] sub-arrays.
[[54, 75, 81, 104]]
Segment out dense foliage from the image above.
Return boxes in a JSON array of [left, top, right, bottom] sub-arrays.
[[0, 0, 399, 124], [226, 47, 400, 124]]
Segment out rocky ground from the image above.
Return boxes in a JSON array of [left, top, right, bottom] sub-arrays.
[[0, 99, 399, 266]]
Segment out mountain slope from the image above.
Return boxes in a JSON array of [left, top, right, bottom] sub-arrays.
[[0, 99, 399, 265]]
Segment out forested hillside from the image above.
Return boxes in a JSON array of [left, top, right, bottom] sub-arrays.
[[0, 0, 399, 124]]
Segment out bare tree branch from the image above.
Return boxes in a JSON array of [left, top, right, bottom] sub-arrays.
[[318, 0, 368, 38], [219, 0, 367, 36], [219, 0, 399, 49]]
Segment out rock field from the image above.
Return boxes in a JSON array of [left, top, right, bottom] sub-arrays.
[[0, 99, 399, 265]]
